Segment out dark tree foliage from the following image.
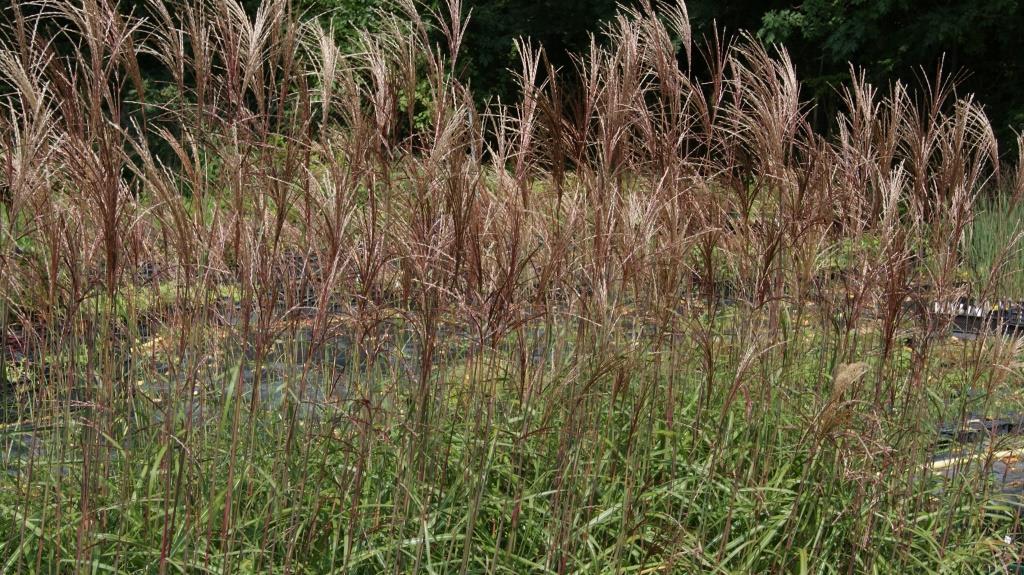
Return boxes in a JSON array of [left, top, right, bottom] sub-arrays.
[[114, 0, 1024, 153], [458, 0, 621, 104], [756, 0, 1024, 153]]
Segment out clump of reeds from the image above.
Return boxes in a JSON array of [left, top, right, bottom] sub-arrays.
[[0, 0, 1020, 572]]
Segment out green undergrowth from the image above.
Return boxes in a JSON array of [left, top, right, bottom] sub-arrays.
[[1, 310, 1021, 574], [969, 194, 1024, 299]]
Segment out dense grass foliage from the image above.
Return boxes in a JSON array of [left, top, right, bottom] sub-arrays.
[[968, 194, 1024, 299], [2, 0, 1024, 572]]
